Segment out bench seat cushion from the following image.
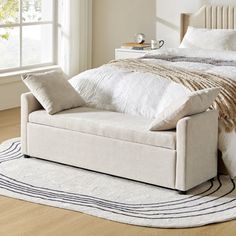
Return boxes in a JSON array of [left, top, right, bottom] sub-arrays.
[[29, 107, 176, 150]]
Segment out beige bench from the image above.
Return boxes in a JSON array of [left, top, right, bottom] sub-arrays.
[[21, 92, 218, 193]]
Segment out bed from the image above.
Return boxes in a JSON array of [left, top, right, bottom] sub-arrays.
[[180, 5, 236, 175], [180, 5, 236, 41], [69, 5, 236, 178]]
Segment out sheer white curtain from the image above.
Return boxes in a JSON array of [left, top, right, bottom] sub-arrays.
[[58, 0, 92, 77]]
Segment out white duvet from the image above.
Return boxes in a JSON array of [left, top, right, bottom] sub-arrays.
[[70, 48, 236, 178]]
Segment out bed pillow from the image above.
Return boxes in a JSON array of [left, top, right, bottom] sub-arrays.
[[22, 70, 84, 115], [149, 88, 220, 131], [180, 27, 236, 51]]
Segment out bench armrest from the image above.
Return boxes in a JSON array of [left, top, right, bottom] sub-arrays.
[[176, 110, 218, 191], [21, 92, 42, 154]]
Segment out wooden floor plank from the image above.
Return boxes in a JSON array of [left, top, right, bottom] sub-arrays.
[[0, 108, 20, 128], [0, 108, 236, 236]]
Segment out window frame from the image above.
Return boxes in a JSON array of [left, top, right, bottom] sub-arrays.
[[0, 0, 58, 73]]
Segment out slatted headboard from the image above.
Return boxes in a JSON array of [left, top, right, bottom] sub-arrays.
[[180, 5, 236, 42]]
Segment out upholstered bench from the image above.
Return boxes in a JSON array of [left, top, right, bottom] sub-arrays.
[[21, 92, 218, 193]]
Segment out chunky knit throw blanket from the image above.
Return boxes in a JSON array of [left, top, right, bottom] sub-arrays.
[[109, 59, 236, 132]]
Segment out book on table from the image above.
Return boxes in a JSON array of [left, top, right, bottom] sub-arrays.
[[121, 42, 151, 50]]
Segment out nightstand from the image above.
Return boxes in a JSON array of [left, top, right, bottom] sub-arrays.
[[115, 48, 151, 60]]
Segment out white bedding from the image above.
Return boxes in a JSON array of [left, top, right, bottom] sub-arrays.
[[70, 48, 236, 178]]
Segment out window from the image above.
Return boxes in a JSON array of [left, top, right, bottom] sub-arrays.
[[0, 0, 57, 72]]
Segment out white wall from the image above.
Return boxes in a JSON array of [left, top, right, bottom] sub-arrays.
[[93, 0, 236, 67], [156, 0, 236, 48], [0, 78, 28, 110], [92, 0, 156, 67]]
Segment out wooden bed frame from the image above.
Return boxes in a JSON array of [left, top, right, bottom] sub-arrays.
[[180, 5, 236, 42]]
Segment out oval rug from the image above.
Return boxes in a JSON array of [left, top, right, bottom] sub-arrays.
[[0, 138, 236, 228]]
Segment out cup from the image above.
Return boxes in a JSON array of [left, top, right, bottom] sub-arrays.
[[151, 40, 165, 50]]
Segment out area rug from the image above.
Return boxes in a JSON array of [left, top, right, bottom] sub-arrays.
[[1, 138, 236, 228]]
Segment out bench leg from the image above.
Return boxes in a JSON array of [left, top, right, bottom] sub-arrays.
[[23, 154, 31, 158], [178, 190, 187, 195]]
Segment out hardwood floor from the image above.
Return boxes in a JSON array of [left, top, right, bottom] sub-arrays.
[[0, 108, 236, 236]]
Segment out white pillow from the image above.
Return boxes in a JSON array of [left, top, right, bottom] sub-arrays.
[[149, 88, 220, 131], [180, 27, 236, 51], [22, 70, 85, 115]]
